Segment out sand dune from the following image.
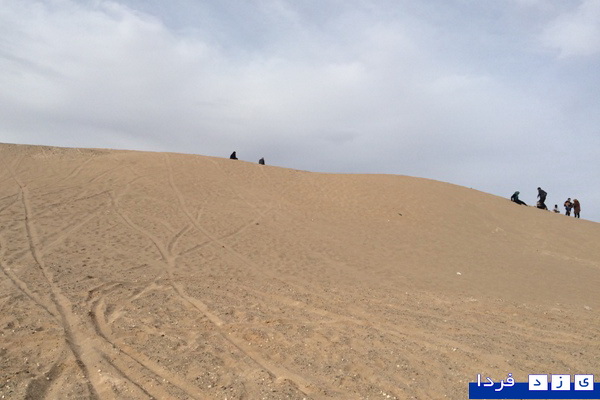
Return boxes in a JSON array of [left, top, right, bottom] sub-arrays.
[[0, 143, 599, 399]]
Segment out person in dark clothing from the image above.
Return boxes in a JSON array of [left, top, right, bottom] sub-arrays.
[[537, 187, 547, 209], [564, 198, 573, 216], [230, 151, 238, 160], [511, 191, 527, 205], [573, 199, 581, 218], [258, 158, 265, 165]]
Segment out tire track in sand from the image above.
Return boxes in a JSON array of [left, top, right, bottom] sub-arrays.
[[0, 193, 20, 215], [25, 350, 69, 400], [62, 155, 96, 182], [82, 281, 190, 399], [2, 160, 167, 399], [3, 201, 109, 279], [0, 236, 58, 319], [165, 155, 330, 397], [109, 167, 320, 397], [87, 289, 205, 400], [2, 160, 107, 400]]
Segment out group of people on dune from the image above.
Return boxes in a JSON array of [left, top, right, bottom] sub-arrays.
[[511, 187, 581, 218], [230, 151, 264, 165]]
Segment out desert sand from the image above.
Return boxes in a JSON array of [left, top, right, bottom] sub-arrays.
[[0, 143, 599, 399]]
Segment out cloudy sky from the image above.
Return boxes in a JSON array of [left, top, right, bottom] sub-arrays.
[[1, 0, 599, 221]]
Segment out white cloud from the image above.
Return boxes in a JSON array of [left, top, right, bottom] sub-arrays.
[[542, 0, 600, 57], [0, 1, 223, 145]]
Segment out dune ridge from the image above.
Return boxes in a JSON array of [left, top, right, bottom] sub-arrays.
[[0, 143, 599, 399]]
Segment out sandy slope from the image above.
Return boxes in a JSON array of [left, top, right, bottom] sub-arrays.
[[0, 143, 598, 400]]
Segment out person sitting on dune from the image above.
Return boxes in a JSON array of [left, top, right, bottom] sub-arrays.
[[230, 151, 238, 160], [511, 191, 527, 205]]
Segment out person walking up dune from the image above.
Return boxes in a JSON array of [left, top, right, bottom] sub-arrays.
[[537, 187, 547, 209]]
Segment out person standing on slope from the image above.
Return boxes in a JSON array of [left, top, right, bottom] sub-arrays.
[[564, 198, 573, 216], [573, 199, 581, 218], [537, 187, 547, 209], [511, 191, 527, 205]]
